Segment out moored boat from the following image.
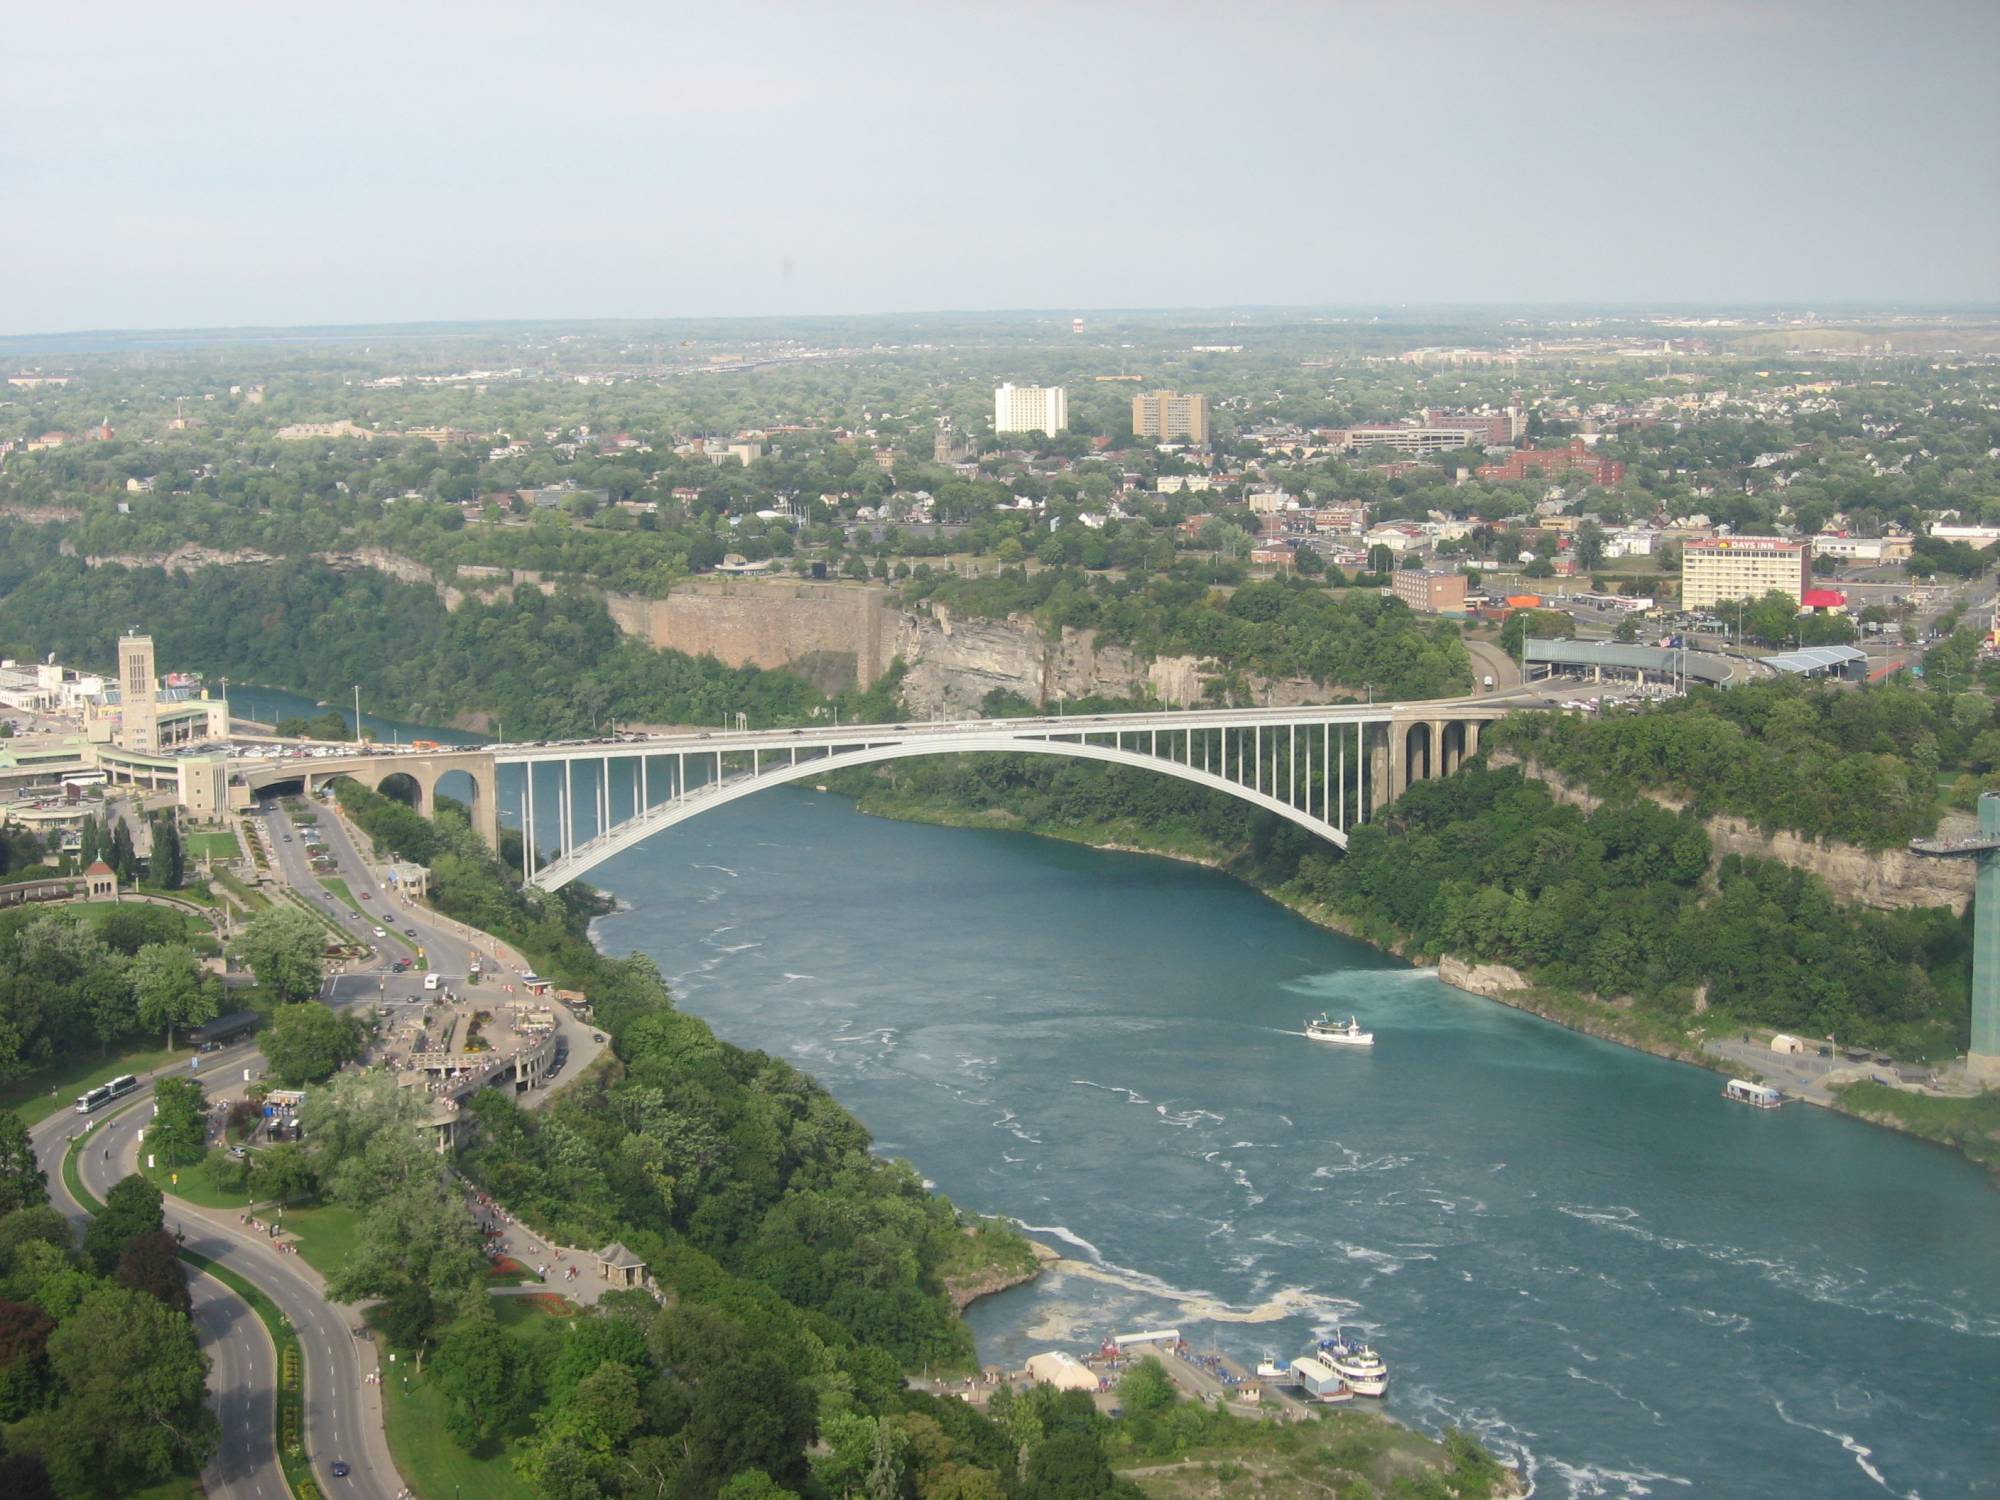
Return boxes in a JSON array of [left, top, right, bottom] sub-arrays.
[[1723, 1078, 1784, 1109], [1318, 1332, 1389, 1396]]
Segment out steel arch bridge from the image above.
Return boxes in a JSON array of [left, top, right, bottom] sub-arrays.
[[239, 701, 1507, 893]]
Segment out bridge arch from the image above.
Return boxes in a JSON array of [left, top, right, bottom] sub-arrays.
[[529, 732, 1377, 892]]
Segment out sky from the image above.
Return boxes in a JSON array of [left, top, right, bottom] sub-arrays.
[[4, 0, 1997, 334]]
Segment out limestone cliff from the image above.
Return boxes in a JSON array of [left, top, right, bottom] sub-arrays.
[[892, 604, 1207, 717]]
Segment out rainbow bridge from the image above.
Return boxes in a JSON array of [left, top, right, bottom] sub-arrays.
[[238, 699, 1510, 894]]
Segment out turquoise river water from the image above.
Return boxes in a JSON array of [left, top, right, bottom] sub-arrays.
[[583, 789, 1999, 1499]]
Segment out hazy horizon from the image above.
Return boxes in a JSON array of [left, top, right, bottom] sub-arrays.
[[6, 0, 1997, 336]]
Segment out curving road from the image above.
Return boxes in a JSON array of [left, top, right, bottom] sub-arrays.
[[28, 1046, 295, 1500], [40, 1054, 409, 1500]]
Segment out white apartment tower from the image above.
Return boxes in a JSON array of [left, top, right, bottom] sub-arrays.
[[994, 383, 1068, 436]]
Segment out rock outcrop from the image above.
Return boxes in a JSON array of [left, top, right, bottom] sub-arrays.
[[1489, 751, 1976, 913]]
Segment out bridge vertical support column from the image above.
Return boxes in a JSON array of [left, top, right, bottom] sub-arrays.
[[473, 764, 499, 849], [1368, 725, 1388, 817], [1429, 720, 1446, 782], [1466, 721, 1482, 761]]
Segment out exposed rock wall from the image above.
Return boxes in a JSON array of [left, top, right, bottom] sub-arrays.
[[1488, 751, 1976, 913], [611, 578, 898, 690], [893, 604, 1211, 718]]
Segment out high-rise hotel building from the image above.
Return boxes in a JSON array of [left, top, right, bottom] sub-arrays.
[[993, 383, 1068, 436], [1680, 536, 1813, 610]]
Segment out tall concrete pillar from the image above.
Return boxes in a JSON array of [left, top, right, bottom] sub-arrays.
[[1972, 795, 2000, 1079], [1369, 725, 1390, 817], [1388, 720, 1408, 802], [1466, 721, 1482, 761], [1428, 720, 1446, 780], [472, 764, 501, 850]]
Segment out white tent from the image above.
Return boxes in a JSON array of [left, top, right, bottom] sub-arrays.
[[1024, 1351, 1100, 1392]]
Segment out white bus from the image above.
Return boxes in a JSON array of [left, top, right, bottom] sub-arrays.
[[75, 1073, 141, 1114], [423, 972, 442, 991]]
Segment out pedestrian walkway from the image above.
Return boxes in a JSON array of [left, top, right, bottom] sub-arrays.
[[464, 1185, 610, 1305]]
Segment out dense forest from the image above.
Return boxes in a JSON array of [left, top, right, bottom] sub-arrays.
[[1487, 678, 2000, 848], [0, 557, 900, 738], [0, 904, 220, 1083]]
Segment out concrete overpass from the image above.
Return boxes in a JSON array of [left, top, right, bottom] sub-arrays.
[[237, 699, 1512, 893]]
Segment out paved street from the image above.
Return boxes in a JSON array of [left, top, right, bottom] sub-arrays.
[[26, 1045, 297, 1500]]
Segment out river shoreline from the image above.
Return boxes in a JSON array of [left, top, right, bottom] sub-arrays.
[[840, 789, 1998, 1179]]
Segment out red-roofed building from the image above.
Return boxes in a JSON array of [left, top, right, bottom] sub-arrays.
[[1477, 441, 1625, 487], [1800, 588, 1848, 611]]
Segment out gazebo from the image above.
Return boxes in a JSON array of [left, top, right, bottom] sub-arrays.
[[597, 1242, 646, 1289]]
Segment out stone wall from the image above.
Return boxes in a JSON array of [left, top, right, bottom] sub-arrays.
[[1488, 751, 1977, 913]]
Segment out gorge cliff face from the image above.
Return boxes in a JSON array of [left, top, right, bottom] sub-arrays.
[[73, 549, 1338, 715], [1487, 751, 1975, 914], [891, 604, 1207, 717]]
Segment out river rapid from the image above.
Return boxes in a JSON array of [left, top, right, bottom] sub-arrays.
[[577, 787, 1999, 1498]]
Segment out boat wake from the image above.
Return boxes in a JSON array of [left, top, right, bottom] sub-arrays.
[[1770, 1401, 1916, 1497]]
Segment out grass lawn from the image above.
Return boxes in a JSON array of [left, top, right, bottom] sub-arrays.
[[318, 875, 364, 916], [374, 1295, 567, 1500], [0, 1042, 188, 1127], [185, 829, 242, 861], [120, 1476, 202, 1500], [142, 1153, 262, 1211], [277, 1201, 368, 1280], [214, 867, 270, 911]]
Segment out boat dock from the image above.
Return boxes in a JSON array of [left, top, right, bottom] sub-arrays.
[[1116, 1335, 1312, 1420]]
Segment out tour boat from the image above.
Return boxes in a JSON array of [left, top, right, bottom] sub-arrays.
[[1318, 1333, 1389, 1396], [1723, 1078, 1784, 1109], [1305, 1012, 1374, 1046], [1255, 1353, 1293, 1381]]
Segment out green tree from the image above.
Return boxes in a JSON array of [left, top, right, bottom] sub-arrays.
[[228, 905, 325, 1002], [327, 1174, 484, 1340], [0, 1114, 48, 1214], [1116, 1357, 1176, 1416], [81, 1174, 163, 1275], [115, 1228, 192, 1318], [35, 1284, 217, 1491], [146, 813, 184, 890], [248, 1142, 317, 1205], [261, 1003, 362, 1086], [1574, 520, 1607, 570], [432, 1313, 536, 1451], [148, 1077, 208, 1167], [130, 944, 217, 1049]]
